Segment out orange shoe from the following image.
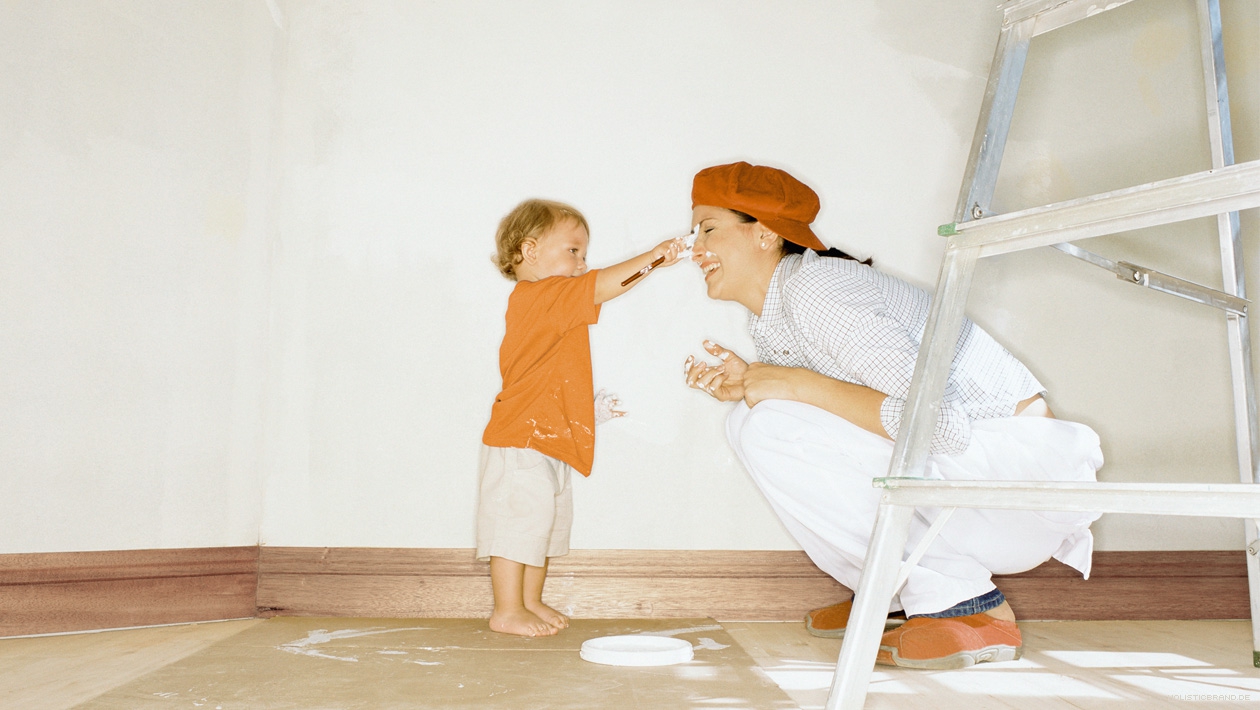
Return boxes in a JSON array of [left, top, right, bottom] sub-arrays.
[[804, 600, 906, 639], [875, 614, 1022, 669]]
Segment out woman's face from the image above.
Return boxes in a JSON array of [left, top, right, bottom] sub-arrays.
[[690, 205, 777, 310]]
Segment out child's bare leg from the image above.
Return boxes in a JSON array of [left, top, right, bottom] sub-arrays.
[[523, 558, 569, 629], [488, 557, 557, 637]]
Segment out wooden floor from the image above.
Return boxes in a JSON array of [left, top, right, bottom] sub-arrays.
[[2, 617, 1257, 708]]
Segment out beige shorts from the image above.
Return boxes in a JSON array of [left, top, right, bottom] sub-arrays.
[[475, 446, 573, 567]]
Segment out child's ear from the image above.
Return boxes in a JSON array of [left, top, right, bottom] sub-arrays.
[[519, 238, 538, 264]]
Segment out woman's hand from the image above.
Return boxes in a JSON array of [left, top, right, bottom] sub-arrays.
[[742, 363, 809, 407], [684, 340, 748, 401]]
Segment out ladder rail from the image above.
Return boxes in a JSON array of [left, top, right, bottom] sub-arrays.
[[1196, 0, 1260, 663], [953, 17, 1034, 223]]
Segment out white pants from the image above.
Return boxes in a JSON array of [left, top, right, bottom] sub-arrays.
[[727, 400, 1104, 616]]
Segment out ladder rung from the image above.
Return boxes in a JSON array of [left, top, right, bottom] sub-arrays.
[[939, 160, 1260, 257], [874, 478, 1260, 519], [1002, 0, 1139, 35]]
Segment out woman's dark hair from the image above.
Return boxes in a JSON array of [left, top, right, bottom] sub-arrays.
[[731, 210, 873, 266]]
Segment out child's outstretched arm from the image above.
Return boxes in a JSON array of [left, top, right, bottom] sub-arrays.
[[594, 238, 686, 305]]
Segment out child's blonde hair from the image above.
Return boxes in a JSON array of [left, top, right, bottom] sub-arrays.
[[494, 199, 590, 280]]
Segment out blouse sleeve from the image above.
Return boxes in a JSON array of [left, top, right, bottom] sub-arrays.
[[787, 269, 972, 455]]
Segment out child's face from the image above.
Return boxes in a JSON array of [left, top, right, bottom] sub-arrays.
[[530, 219, 590, 279]]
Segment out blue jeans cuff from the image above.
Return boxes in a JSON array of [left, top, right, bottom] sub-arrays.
[[911, 587, 1006, 619]]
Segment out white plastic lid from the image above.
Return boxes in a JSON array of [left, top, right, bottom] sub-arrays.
[[579, 635, 694, 666]]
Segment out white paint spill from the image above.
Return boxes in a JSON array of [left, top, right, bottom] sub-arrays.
[[695, 637, 730, 651], [277, 626, 434, 662], [634, 624, 729, 651], [637, 624, 723, 638]]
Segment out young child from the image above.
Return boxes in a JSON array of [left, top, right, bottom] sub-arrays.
[[479, 198, 684, 637]]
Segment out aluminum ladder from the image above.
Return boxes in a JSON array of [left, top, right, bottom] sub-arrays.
[[826, 0, 1260, 707]]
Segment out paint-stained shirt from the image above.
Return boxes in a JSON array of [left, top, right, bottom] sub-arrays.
[[483, 270, 602, 476], [749, 251, 1044, 455]]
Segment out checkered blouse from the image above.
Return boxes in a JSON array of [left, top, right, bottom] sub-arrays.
[[749, 251, 1045, 454]]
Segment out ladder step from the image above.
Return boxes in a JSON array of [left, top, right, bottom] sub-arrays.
[[1002, 0, 1138, 35], [874, 479, 1260, 518], [939, 160, 1260, 257]]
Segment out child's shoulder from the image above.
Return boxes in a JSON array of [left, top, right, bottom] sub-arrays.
[[513, 271, 598, 297], [507, 271, 599, 316]]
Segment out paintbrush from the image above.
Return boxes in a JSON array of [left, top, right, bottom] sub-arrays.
[[620, 225, 699, 287]]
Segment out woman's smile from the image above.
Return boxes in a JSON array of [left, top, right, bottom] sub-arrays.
[[698, 252, 721, 280]]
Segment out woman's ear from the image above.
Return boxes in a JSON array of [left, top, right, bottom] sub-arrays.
[[758, 231, 781, 250]]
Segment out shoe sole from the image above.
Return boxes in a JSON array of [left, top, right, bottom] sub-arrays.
[[877, 643, 1022, 670], [805, 616, 906, 640]]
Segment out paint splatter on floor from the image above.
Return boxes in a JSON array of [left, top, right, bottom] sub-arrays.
[[76, 617, 797, 709]]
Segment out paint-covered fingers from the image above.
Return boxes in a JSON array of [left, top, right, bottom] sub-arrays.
[[702, 340, 748, 378], [653, 237, 687, 267], [594, 389, 626, 424], [683, 354, 715, 390], [698, 364, 728, 393], [683, 354, 742, 402]]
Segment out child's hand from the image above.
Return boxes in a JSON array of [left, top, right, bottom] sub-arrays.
[[599, 233, 693, 301], [594, 389, 626, 424], [650, 236, 688, 269]]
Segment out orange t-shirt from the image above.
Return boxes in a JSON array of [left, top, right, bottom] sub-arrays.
[[482, 270, 602, 476]]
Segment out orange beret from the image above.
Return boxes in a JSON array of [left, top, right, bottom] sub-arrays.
[[691, 162, 825, 251]]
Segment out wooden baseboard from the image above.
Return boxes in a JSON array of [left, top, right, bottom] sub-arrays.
[[995, 550, 1250, 621], [1, 546, 1249, 636], [256, 548, 849, 622], [257, 547, 1252, 622], [0, 547, 258, 637]]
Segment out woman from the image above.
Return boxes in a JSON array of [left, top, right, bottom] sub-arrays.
[[682, 161, 1103, 669]]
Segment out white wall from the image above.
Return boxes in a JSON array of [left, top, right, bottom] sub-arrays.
[[0, 1, 278, 552], [2, 0, 1256, 555]]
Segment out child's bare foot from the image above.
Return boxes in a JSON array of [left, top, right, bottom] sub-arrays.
[[526, 601, 570, 629], [489, 608, 558, 637]]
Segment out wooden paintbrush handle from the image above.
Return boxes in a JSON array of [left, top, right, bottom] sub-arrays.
[[621, 255, 666, 287]]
